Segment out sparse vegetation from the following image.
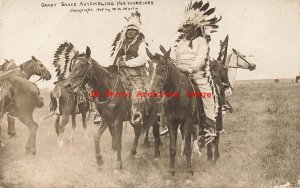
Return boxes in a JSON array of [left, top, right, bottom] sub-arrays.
[[0, 80, 299, 188]]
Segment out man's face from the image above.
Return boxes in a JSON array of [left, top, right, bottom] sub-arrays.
[[126, 29, 139, 40], [183, 24, 196, 39]]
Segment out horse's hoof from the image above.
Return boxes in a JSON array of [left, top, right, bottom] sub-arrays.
[[144, 140, 150, 147], [116, 161, 122, 169], [155, 151, 160, 159], [186, 169, 194, 176], [169, 169, 175, 176], [96, 156, 104, 166], [8, 133, 16, 137], [25, 149, 31, 155], [154, 157, 161, 161], [129, 150, 137, 159]]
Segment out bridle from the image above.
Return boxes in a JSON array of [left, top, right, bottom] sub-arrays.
[[154, 58, 183, 103], [76, 57, 120, 105], [227, 51, 252, 69]]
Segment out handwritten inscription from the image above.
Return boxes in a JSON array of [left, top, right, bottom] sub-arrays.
[[41, 1, 154, 13]]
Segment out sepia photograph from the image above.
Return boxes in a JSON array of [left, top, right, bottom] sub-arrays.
[[0, 0, 299, 187]]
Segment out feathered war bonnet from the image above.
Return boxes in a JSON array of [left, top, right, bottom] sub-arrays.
[[176, 0, 222, 42], [110, 11, 143, 60]]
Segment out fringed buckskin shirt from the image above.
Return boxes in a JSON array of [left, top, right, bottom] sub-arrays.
[[176, 36, 209, 75]]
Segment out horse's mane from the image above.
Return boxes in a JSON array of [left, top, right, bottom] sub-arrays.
[[216, 35, 229, 65], [1, 60, 18, 71], [53, 42, 78, 80]]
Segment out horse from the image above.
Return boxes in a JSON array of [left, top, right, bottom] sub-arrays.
[[223, 48, 256, 112], [50, 42, 91, 147], [50, 80, 90, 147], [0, 70, 44, 154], [296, 75, 300, 83], [0, 57, 51, 137], [146, 46, 223, 175], [64, 47, 157, 169]]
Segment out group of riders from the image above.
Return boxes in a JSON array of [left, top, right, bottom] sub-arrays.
[[54, 1, 226, 148]]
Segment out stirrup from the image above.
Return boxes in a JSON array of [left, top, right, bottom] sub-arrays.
[[160, 127, 169, 136]]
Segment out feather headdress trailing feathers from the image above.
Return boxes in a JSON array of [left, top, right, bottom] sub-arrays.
[[53, 42, 79, 80], [176, 0, 222, 43]]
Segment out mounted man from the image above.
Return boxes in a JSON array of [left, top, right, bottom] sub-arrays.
[[171, 1, 222, 147], [97, 11, 149, 125]]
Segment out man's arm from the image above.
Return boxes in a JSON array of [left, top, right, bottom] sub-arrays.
[[124, 42, 148, 67], [191, 37, 209, 73]]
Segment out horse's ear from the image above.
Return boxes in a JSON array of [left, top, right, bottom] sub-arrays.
[[164, 48, 171, 59], [4, 59, 9, 62], [159, 45, 167, 55], [232, 48, 237, 53], [32, 56, 37, 61], [146, 48, 154, 60], [86, 46, 91, 59]]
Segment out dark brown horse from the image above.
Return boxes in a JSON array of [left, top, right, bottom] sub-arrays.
[[146, 46, 226, 175], [0, 70, 44, 154], [0, 57, 51, 137], [64, 47, 154, 169]]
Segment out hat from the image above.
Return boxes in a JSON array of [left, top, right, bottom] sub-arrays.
[[125, 11, 142, 31]]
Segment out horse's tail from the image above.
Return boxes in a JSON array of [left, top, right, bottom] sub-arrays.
[[49, 92, 57, 112]]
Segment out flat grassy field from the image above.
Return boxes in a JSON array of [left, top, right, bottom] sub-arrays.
[[0, 79, 299, 188]]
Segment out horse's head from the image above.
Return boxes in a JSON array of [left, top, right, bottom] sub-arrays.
[[21, 56, 52, 80], [64, 47, 93, 93], [226, 49, 256, 71], [32, 56, 52, 80], [146, 45, 171, 93]]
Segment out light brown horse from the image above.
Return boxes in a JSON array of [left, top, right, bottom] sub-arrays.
[[0, 70, 44, 154], [0, 57, 51, 136]]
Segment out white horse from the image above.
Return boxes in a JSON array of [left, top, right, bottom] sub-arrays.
[[222, 48, 256, 112]]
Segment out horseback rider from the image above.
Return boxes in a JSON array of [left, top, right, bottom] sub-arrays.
[[160, 2, 222, 146], [109, 11, 148, 124]]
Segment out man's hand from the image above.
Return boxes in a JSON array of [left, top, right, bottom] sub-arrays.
[[118, 58, 126, 67], [179, 68, 192, 74]]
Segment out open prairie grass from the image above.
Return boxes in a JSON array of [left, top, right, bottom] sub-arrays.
[[0, 80, 299, 188]]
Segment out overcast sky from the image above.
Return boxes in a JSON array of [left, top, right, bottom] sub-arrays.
[[0, 0, 299, 88]]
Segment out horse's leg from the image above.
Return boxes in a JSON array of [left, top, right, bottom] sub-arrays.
[[7, 115, 16, 136], [82, 111, 88, 138], [70, 113, 76, 143], [57, 114, 70, 148], [226, 100, 233, 113], [129, 123, 142, 158], [94, 120, 107, 167], [0, 116, 4, 147], [214, 133, 220, 163], [114, 118, 123, 169], [152, 120, 160, 158], [207, 143, 213, 161], [18, 114, 38, 155], [143, 113, 151, 147], [179, 124, 185, 156], [169, 121, 178, 176], [183, 121, 193, 175]]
